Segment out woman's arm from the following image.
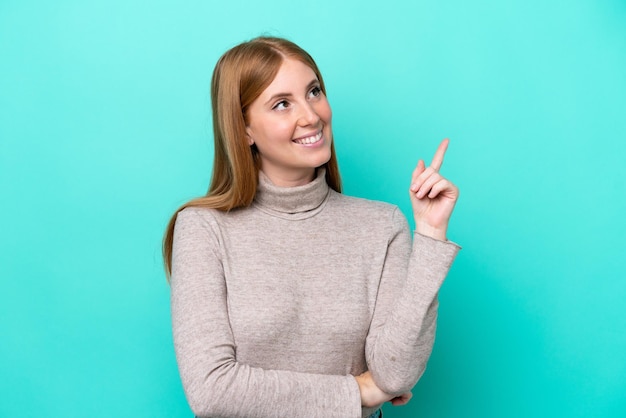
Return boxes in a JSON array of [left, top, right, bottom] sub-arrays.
[[171, 208, 363, 418], [364, 210, 459, 394], [365, 139, 460, 395]]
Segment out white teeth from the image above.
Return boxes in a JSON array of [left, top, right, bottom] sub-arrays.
[[294, 132, 322, 145]]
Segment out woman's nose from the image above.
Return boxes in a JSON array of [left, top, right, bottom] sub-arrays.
[[298, 102, 320, 126]]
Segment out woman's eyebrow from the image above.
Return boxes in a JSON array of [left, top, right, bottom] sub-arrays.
[[265, 92, 293, 106], [264, 78, 320, 106], [306, 78, 319, 90]]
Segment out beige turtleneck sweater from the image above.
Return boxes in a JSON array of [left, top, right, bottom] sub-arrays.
[[170, 169, 460, 418]]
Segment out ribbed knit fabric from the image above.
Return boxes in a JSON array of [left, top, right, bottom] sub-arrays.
[[171, 169, 460, 418]]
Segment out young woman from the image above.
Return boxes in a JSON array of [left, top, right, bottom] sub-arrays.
[[163, 36, 460, 418]]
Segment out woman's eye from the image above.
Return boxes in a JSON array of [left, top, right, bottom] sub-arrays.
[[273, 100, 290, 111], [308, 86, 322, 98]]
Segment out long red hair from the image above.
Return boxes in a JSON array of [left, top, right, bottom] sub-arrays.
[[162, 37, 342, 277]]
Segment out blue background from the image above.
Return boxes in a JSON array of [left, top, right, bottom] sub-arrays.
[[1, 0, 625, 417]]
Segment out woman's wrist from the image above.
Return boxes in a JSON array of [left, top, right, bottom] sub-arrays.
[[414, 221, 447, 241]]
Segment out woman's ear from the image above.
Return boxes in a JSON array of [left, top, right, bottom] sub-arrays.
[[245, 127, 254, 146]]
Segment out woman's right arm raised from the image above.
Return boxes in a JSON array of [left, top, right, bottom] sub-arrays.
[[170, 209, 363, 418]]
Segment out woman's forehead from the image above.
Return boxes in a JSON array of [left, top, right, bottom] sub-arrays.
[[261, 59, 318, 95]]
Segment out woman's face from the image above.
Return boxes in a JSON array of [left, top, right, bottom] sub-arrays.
[[245, 58, 332, 187]]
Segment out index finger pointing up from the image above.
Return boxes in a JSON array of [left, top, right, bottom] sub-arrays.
[[430, 138, 449, 171]]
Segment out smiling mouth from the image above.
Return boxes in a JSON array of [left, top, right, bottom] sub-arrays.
[[293, 131, 323, 145]]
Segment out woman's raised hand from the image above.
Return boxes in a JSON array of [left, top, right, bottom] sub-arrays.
[[409, 138, 459, 241]]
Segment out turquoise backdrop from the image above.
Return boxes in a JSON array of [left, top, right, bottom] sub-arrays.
[[1, 0, 625, 417]]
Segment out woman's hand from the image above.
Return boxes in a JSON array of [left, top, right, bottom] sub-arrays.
[[355, 371, 412, 408], [409, 138, 459, 241]]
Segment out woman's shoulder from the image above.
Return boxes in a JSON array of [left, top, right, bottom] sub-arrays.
[[176, 204, 258, 232], [175, 205, 230, 230], [178, 205, 219, 220], [328, 190, 407, 226]]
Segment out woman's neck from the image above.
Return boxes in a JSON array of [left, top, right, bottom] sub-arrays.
[[259, 166, 316, 188]]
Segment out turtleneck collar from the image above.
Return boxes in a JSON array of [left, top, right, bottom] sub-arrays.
[[253, 168, 330, 220]]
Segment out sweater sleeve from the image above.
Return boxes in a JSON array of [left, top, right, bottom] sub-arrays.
[[170, 209, 362, 418], [364, 207, 460, 395]]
